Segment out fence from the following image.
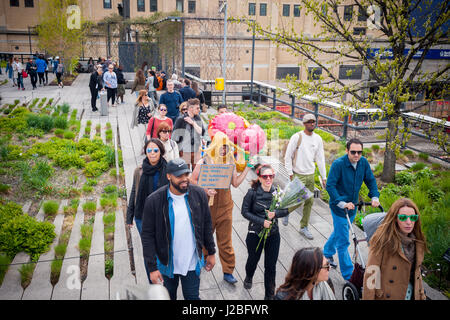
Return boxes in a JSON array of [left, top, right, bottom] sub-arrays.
[[183, 72, 450, 162]]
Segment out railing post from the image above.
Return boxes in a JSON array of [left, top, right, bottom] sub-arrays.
[[258, 85, 261, 106], [343, 115, 349, 140], [314, 102, 319, 125], [290, 95, 296, 118], [272, 88, 276, 110]]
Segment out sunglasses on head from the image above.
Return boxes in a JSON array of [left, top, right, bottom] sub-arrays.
[[260, 174, 274, 180], [349, 150, 363, 155], [398, 214, 419, 222], [146, 148, 159, 154]]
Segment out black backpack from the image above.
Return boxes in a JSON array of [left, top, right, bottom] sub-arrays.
[[152, 76, 159, 90]]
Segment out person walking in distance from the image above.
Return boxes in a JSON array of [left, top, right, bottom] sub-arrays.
[[12, 57, 25, 90], [283, 113, 327, 239], [159, 80, 183, 124], [141, 158, 216, 300], [115, 64, 126, 104], [324, 138, 380, 280], [89, 65, 104, 112], [179, 78, 197, 102], [103, 64, 118, 107], [36, 54, 46, 86], [25, 58, 37, 90], [55, 58, 64, 88], [190, 132, 251, 284]]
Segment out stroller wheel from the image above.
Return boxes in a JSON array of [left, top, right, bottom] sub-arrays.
[[342, 281, 360, 300]]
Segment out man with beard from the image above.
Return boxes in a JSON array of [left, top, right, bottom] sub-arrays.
[[141, 158, 216, 300], [283, 113, 327, 240]]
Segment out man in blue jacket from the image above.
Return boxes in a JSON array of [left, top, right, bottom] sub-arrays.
[[159, 80, 183, 124], [35, 55, 47, 86], [324, 138, 379, 281]]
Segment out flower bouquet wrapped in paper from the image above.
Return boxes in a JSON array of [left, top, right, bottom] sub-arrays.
[[256, 177, 314, 251]]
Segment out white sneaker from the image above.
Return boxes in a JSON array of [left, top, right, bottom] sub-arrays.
[[300, 227, 314, 240]]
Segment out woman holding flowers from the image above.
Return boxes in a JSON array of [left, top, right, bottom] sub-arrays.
[[241, 164, 289, 300]]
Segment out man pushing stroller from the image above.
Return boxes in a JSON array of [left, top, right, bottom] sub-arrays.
[[324, 139, 380, 281]]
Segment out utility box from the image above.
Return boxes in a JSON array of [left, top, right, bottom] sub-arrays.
[[215, 78, 224, 91]]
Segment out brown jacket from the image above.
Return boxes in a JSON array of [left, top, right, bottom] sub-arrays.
[[362, 241, 426, 300]]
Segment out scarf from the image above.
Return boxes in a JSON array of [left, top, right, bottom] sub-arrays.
[[135, 157, 167, 218], [400, 233, 416, 265]]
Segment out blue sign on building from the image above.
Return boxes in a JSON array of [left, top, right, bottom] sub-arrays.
[[368, 48, 450, 60]]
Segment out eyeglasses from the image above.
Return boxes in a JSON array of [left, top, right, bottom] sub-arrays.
[[181, 108, 187, 112], [161, 130, 172, 134], [321, 263, 330, 271], [398, 214, 419, 222], [260, 174, 274, 180], [349, 150, 363, 155], [146, 148, 160, 154], [160, 108, 167, 111]]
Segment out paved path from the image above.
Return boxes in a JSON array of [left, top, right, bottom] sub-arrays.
[[0, 72, 445, 300]]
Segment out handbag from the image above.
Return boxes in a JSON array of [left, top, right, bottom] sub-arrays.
[[22, 70, 28, 78]]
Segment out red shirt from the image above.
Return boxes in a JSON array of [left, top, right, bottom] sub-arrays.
[[146, 117, 173, 138]]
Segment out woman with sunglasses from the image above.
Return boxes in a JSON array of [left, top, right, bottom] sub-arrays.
[[275, 247, 335, 300], [241, 164, 290, 300], [156, 122, 179, 162], [363, 198, 427, 300], [146, 104, 173, 141], [127, 138, 169, 235]]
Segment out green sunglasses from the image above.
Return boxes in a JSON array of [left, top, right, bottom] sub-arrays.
[[398, 214, 419, 222]]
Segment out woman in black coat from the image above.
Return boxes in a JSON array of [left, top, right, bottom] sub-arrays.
[[126, 138, 169, 235], [241, 164, 289, 300]]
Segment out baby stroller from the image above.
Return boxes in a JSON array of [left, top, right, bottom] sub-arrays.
[[342, 202, 385, 300]]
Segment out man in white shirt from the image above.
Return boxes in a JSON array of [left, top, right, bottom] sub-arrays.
[[284, 113, 327, 240]]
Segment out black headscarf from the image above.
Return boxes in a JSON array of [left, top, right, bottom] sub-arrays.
[[135, 156, 168, 218]]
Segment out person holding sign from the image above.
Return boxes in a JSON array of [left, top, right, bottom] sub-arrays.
[[191, 132, 251, 285]]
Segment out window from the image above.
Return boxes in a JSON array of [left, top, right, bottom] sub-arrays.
[[248, 3, 256, 16], [25, 0, 34, 7], [294, 5, 301, 17], [358, 6, 368, 22], [188, 1, 196, 13], [150, 0, 157, 12], [353, 27, 366, 35], [103, 0, 112, 9], [339, 65, 363, 80], [176, 0, 183, 12], [260, 3, 267, 16], [283, 4, 290, 17], [344, 5, 353, 21], [308, 67, 322, 80], [276, 67, 299, 80], [10, 0, 19, 6], [137, 0, 145, 11]]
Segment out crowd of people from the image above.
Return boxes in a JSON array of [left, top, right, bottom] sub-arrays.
[[2, 53, 64, 90], [118, 66, 426, 301]]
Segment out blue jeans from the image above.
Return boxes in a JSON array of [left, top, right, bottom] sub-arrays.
[[323, 208, 356, 281], [163, 270, 200, 300]]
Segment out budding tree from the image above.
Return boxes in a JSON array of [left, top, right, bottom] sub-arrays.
[[237, 0, 449, 182]]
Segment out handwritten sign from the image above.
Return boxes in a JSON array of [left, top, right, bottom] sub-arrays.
[[197, 164, 234, 189]]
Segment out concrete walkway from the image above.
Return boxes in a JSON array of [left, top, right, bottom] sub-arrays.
[[0, 72, 446, 300]]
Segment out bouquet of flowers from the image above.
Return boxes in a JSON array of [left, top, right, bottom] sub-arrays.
[[256, 177, 314, 251]]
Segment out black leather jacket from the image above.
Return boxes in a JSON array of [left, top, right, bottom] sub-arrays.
[[241, 184, 289, 236]]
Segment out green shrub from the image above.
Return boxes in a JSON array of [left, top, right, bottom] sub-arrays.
[[0, 200, 23, 225], [395, 171, 414, 186], [86, 178, 98, 186], [0, 214, 55, 260], [414, 167, 435, 181], [100, 197, 117, 210], [363, 148, 372, 157], [410, 162, 426, 171], [427, 187, 444, 202], [0, 184, 11, 194], [105, 259, 114, 278], [38, 115, 54, 132], [54, 128, 64, 137], [402, 149, 414, 157], [78, 237, 91, 257], [371, 144, 380, 152], [80, 224, 93, 239], [82, 201, 97, 214], [411, 188, 429, 211], [103, 212, 115, 226], [54, 243, 67, 259], [43, 200, 59, 216], [0, 253, 11, 285], [374, 162, 383, 176], [61, 103, 70, 114], [418, 152, 429, 161], [104, 185, 118, 194], [82, 184, 93, 194], [53, 151, 85, 169], [431, 163, 442, 170], [53, 116, 68, 130], [19, 262, 36, 288], [86, 120, 92, 127], [84, 161, 108, 177], [63, 130, 75, 140]]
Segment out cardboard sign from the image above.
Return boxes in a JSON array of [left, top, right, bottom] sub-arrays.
[[197, 164, 234, 189]]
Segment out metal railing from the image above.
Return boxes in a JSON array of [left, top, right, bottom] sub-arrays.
[[183, 72, 449, 161]]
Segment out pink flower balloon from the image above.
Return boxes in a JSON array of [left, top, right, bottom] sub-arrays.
[[238, 124, 266, 155], [209, 113, 246, 143]]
